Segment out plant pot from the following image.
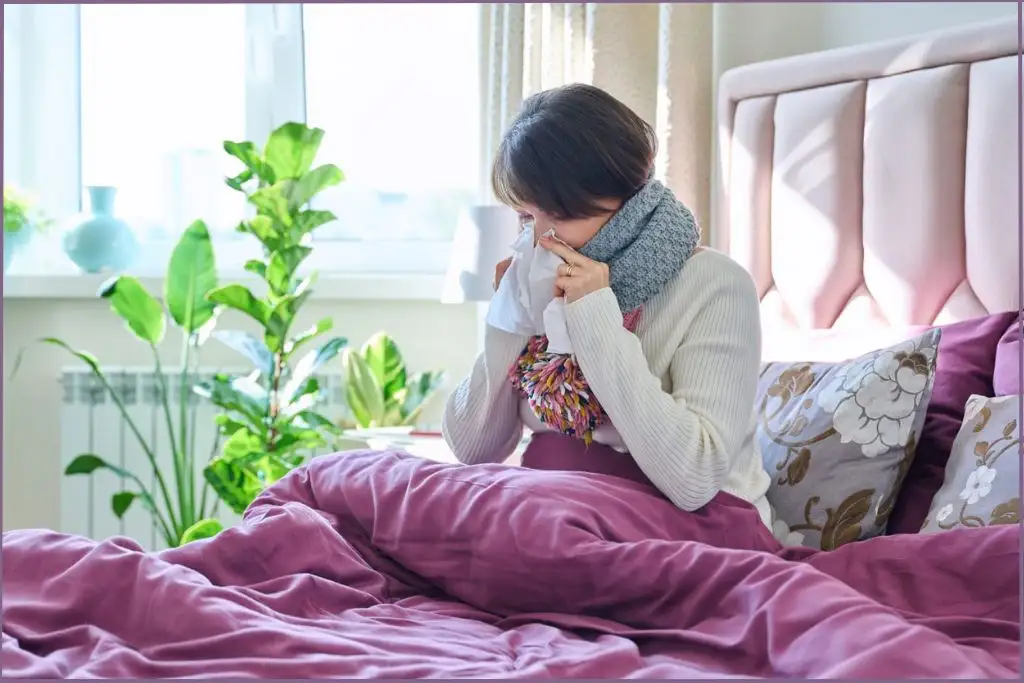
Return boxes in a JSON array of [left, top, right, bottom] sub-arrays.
[[336, 426, 415, 452], [3, 227, 32, 273], [63, 186, 139, 274]]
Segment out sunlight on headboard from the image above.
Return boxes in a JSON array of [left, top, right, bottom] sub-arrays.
[[714, 17, 1019, 361]]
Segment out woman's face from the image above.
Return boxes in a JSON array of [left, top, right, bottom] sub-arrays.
[[515, 199, 623, 250]]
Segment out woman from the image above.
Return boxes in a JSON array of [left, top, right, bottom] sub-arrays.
[[442, 83, 772, 530]]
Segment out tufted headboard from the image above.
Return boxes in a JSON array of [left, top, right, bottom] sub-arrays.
[[713, 18, 1020, 361]]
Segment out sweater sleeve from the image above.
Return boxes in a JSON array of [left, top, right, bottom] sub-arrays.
[[562, 269, 761, 511], [441, 325, 530, 465]]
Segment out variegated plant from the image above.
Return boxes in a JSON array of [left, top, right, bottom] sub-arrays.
[[341, 332, 446, 429]]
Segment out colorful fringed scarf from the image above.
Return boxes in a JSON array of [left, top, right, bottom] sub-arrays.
[[506, 177, 700, 444], [509, 308, 643, 444]]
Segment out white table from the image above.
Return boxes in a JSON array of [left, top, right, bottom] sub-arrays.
[[349, 430, 526, 466]]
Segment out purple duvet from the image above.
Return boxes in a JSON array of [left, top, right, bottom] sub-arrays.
[[2, 450, 1020, 678]]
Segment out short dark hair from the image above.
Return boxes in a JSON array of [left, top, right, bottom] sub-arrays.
[[491, 83, 657, 221]]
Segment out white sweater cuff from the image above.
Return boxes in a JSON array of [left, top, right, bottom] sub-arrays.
[[564, 287, 624, 355]]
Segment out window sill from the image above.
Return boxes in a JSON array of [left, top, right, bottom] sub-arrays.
[[2, 238, 457, 302], [2, 271, 447, 302]]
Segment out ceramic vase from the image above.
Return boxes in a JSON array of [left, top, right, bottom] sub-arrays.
[[63, 186, 138, 274], [3, 227, 32, 273]]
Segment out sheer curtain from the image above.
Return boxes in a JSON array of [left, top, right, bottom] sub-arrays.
[[478, 3, 713, 237]]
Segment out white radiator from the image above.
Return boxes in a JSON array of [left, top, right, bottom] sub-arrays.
[[59, 366, 348, 550]]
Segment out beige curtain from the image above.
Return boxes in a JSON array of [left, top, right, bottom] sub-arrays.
[[479, 3, 714, 239]]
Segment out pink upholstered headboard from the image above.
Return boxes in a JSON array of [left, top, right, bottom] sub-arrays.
[[714, 18, 1020, 362]]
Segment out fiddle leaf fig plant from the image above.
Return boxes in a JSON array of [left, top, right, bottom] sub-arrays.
[[342, 331, 446, 429], [198, 121, 347, 515], [11, 220, 224, 548]]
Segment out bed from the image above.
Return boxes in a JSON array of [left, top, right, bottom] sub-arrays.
[[3, 17, 1020, 679]]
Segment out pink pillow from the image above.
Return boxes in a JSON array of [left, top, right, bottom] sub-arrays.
[[992, 316, 1020, 396], [885, 310, 1018, 535]]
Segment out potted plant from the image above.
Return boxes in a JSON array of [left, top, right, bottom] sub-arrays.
[[337, 331, 446, 449], [4, 185, 49, 273], [13, 220, 225, 547], [198, 121, 348, 517]]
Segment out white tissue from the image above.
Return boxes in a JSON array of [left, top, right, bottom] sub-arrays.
[[542, 298, 573, 354], [486, 224, 573, 353]]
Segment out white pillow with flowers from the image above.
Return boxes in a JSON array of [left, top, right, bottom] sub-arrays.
[[921, 394, 1020, 532]]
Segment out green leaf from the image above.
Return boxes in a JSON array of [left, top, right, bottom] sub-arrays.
[[249, 185, 293, 226], [207, 285, 270, 326], [288, 164, 344, 208], [294, 410, 337, 431], [263, 123, 324, 181], [294, 209, 337, 237], [99, 276, 166, 345], [264, 286, 313, 349], [224, 140, 274, 185], [66, 453, 114, 476], [282, 337, 347, 402], [343, 349, 386, 428], [288, 377, 321, 402], [212, 330, 274, 378], [180, 518, 224, 544], [273, 425, 326, 455], [65, 455, 156, 519], [382, 397, 405, 427], [203, 457, 265, 515], [65, 453, 150, 490], [252, 453, 295, 487], [194, 374, 269, 430], [9, 337, 100, 381], [237, 216, 281, 250], [243, 259, 267, 279], [111, 491, 138, 519], [221, 428, 266, 464], [165, 220, 218, 334], [361, 332, 406, 402], [266, 246, 312, 294], [399, 370, 447, 424], [225, 169, 253, 193], [286, 317, 333, 357], [213, 414, 249, 437]]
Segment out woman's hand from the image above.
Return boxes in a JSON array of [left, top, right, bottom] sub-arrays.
[[493, 257, 513, 290], [539, 236, 610, 303]]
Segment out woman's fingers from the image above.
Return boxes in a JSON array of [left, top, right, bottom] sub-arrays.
[[554, 276, 573, 293]]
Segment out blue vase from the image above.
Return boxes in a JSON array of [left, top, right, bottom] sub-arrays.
[[3, 226, 32, 273], [63, 186, 138, 274]]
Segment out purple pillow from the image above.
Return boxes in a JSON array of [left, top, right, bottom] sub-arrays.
[[992, 316, 1021, 396], [886, 310, 1018, 535]]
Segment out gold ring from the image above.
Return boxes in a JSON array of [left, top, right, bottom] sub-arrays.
[[565, 263, 575, 277]]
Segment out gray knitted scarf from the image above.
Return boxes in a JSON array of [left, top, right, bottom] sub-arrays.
[[508, 178, 700, 443], [577, 178, 701, 313]]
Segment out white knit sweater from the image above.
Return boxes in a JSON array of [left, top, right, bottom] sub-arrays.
[[441, 248, 773, 529]]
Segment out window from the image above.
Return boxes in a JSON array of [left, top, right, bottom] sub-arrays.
[[5, 3, 483, 278], [303, 4, 481, 245], [80, 4, 248, 247]]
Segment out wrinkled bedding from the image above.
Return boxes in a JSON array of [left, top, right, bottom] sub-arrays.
[[2, 450, 1019, 678]]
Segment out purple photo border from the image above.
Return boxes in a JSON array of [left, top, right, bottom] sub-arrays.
[[0, 1, 1021, 681]]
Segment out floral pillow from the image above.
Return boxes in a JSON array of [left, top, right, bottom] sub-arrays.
[[757, 329, 942, 551], [921, 394, 1020, 532]]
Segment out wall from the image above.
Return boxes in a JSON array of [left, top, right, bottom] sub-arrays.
[[3, 1, 1016, 532], [712, 2, 1016, 78]]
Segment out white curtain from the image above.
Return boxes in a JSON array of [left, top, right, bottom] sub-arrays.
[[479, 3, 713, 238]]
